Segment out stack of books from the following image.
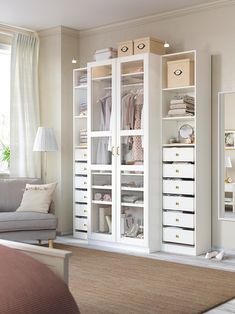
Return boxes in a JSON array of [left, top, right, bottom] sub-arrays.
[[167, 95, 195, 117], [79, 129, 87, 147]]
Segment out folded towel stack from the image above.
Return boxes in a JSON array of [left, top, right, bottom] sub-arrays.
[[79, 129, 87, 146], [167, 95, 195, 117]]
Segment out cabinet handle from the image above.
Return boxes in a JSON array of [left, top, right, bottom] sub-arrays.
[[176, 169, 179, 173], [84, 182, 87, 185], [175, 186, 179, 189], [112, 146, 115, 156], [84, 154, 87, 157], [176, 153, 179, 157], [84, 209, 87, 213], [176, 218, 180, 222], [84, 196, 87, 199], [117, 146, 120, 156], [176, 202, 179, 206], [84, 224, 87, 227], [175, 234, 180, 239], [84, 167, 87, 171]]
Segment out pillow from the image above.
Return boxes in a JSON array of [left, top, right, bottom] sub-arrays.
[[16, 182, 57, 213]]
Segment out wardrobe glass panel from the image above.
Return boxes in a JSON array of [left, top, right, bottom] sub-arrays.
[[91, 171, 113, 235], [91, 136, 112, 165], [91, 65, 112, 132], [120, 135, 144, 165], [120, 171, 144, 239], [120, 60, 144, 131]]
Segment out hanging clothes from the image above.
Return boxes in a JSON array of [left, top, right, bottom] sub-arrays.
[[96, 94, 112, 164], [132, 92, 143, 163]]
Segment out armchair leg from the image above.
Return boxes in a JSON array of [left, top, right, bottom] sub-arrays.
[[48, 240, 53, 248]]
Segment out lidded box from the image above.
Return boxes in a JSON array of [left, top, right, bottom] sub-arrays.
[[118, 40, 133, 57], [134, 37, 165, 55], [167, 58, 194, 88]]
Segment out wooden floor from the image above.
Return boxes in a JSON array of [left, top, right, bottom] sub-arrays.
[[56, 236, 235, 313]]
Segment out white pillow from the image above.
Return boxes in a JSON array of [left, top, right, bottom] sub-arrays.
[[17, 182, 57, 213]]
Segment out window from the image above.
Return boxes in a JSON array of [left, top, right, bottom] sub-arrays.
[[0, 44, 11, 172]]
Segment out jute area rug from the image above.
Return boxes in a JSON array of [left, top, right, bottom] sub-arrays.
[[56, 244, 235, 314]]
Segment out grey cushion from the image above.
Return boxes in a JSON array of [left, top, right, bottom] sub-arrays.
[[0, 178, 42, 212], [0, 212, 57, 233]]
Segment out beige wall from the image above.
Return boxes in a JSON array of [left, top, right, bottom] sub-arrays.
[[39, 26, 79, 234], [77, 3, 235, 249]]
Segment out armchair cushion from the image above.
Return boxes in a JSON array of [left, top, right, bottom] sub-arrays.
[[0, 212, 57, 232]]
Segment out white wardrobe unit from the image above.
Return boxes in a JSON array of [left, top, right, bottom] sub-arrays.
[[161, 50, 211, 255], [73, 68, 88, 240], [87, 53, 161, 252]]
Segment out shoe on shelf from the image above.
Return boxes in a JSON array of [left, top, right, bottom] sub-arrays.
[[205, 251, 218, 259], [215, 251, 225, 261]]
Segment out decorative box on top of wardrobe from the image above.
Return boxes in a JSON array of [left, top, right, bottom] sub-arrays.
[[86, 53, 161, 253]]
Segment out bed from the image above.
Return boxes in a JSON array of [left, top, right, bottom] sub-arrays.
[[0, 239, 80, 314]]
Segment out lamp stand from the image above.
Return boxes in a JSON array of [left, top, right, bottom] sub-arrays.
[[44, 151, 47, 184]]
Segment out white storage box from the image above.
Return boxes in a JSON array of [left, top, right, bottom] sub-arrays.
[[94, 48, 117, 61], [167, 58, 194, 88]]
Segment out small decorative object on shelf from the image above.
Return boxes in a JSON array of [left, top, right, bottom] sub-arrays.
[[178, 124, 194, 144]]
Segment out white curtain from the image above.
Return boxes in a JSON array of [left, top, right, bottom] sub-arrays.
[[10, 33, 40, 178]]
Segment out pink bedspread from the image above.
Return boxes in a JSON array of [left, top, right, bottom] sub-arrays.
[[0, 244, 80, 314]]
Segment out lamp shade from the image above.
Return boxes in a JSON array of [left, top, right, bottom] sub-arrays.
[[225, 156, 232, 168], [33, 127, 58, 152]]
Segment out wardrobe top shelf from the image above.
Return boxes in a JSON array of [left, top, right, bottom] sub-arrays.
[[162, 85, 195, 93]]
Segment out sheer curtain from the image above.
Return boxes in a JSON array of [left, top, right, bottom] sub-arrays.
[[10, 33, 40, 178]]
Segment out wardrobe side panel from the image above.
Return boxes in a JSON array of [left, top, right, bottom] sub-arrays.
[[147, 53, 161, 252]]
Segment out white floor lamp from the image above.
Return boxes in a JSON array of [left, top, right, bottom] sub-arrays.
[[33, 127, 58, 183]]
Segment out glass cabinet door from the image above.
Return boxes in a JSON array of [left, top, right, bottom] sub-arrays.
[[88, 60, 116, 241], [116, 56, 145, 244]]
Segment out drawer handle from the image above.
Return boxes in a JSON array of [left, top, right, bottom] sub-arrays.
[[84, 182, 87, 185], [84, 224, 87, 227], [84, 196, 87, 199], [176, 218, 180, 222], [176, 153, 180, 157], [83, 154, 87, 157], [84, 167, 87, 171], [137, 43, 146, 50], [84, 209, 87, 213], [175, 169, 179, 173], [175, 186, 179, 189], [175, 234, 180, 239], [176, 202, 179, 206]]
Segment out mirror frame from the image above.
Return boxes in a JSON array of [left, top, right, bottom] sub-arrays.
[[218, 91, 235, 221]]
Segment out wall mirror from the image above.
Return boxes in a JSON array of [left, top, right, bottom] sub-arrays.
[[218, 91, 235, 220]]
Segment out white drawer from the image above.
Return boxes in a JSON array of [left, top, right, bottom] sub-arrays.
[[75, 218, 88, 231], [163, 180, 194, 195], [75, 204, 88, 217], [74, 231, 88, 240], [163, 211, 194, 228], [163, 196, 194, 212], [75, 190, 88, 203], [74, 176, 88, 189], [163, 227, 194, 245], [75, 162, 87, 175], [163, 147, 194, 162], [75, 149, 87, 161], [163, 163, 194, 179]]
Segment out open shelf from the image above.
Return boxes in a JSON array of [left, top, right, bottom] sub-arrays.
[[75, 85, 87, 89], [121, 202, 144, 207], [162, 116, 195, 121], [162, 143, 195, 147], [92, 185, 112, 190], [92, 200, 112, 205]]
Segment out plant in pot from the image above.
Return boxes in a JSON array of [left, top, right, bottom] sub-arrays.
[[0, 141, 10, 169]]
